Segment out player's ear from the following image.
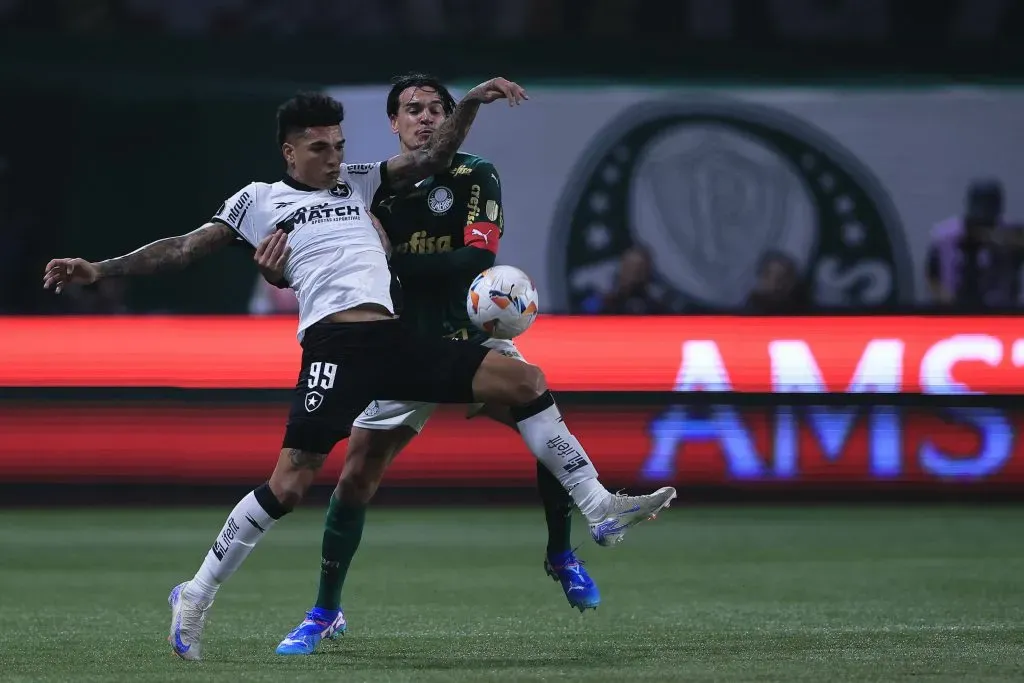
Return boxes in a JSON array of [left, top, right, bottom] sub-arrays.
[[281, 142, 295, 167], [389, 115, 399, 135]]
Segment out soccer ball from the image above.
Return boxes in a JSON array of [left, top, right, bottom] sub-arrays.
[[466, 265, 539, 339]]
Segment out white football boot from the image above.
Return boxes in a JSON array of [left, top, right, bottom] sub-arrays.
[[589, 487, 678, 546], [168, 581, 212, 661]]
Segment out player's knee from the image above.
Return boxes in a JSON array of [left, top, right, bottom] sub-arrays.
[[270, 449, 326, 511], [337, 469, 382, 505], [268, 479, 305, 512], [253, 480, 294, 519], [337, 446, 390, 505], [508, 364, 547, 406], [265, 483, 301, 513]]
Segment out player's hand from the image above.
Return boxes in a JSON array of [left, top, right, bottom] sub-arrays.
[[42, 258, 99, 294], [466, 77, 528, 106], [255, 229, 290, 284]]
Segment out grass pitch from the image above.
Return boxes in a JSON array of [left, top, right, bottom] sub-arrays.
[[1, 505, 1022, 682]]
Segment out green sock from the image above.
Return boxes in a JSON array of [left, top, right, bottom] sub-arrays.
[[536, 461, 573, 559], [315, 494, 366, 612]]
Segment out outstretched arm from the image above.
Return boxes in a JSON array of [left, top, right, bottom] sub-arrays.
[[43, 222, 236, 293], [386, 77, 528, 194], [95, 222, 237, 277]]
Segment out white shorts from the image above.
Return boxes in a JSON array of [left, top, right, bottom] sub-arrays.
[[351, 336, 526, 433]]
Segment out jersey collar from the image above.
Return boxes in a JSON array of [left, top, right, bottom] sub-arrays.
[[282, 175, 322, 192]]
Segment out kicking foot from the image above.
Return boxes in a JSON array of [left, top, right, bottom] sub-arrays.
[[589, 487, 677, 547]]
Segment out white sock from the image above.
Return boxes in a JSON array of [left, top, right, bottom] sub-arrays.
[[567, 479, 613, 521], [183, 489, 281, 603], [515, 399, 612, 522]]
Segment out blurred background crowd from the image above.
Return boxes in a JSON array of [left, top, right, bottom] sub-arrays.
[[1, 0, 1022, 317], [10, 0, 1011, 38], [7, 0, 698, 36]]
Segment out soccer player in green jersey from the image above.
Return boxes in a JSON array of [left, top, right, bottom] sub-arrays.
[[262, 74, 601, 656]]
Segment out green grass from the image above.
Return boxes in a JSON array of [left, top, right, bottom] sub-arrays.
[[1, 505, 1023, 682]]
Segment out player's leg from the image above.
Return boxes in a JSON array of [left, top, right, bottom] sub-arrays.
[[320, 402, 432, 613], [185, 446, 329, 600], [277, 401, 432, 656], [477, 404, 573, 554], [374, 321, 675, 547], [474, 404, 575, 552], [170, 324, 357, 661], [474, 402, 575, 554], [468, 350, 677, 547], [169, 447, 329, 660], [469, 339, 577, 560], [319, 425, 417, 607], [474, 402, 599, 611], [469, 335, 600, 610]]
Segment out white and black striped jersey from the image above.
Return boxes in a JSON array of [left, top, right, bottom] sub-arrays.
[[213, 162, 391, 341]]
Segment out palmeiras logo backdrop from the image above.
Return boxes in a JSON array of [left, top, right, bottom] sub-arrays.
[[547, 97, 914, 311]]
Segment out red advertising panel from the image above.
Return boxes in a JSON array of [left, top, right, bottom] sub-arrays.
[[2, 315, 1023, 393], [2, 402, 1021, 487]]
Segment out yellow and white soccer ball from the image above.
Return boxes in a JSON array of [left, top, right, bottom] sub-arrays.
[[466, 265, 539, 339]]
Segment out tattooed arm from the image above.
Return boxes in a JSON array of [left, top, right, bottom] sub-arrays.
[[95, 222, 237, 277], [42, 222, 236, 293], [386, 77, 528, 194]]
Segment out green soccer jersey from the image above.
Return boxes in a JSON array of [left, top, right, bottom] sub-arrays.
[[372, 152, 504, 341]]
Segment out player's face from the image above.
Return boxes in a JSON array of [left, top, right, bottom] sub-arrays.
[[390, 87, 447, 152], [283, 125, 345, 189]]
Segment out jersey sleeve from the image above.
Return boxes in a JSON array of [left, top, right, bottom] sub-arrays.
[[343, 161, 391, 206], [211, 183, 259, 246], [463, 162, 503, 254]]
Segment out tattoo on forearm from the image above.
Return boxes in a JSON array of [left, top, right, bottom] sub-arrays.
[[424, 99, 480, 165], [288, 449, 328, 471], [95, 223, 234, 278]]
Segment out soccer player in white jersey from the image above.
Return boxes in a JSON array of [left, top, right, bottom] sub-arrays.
[[42, 81, 677, 661], [258, 74, 601, 657]]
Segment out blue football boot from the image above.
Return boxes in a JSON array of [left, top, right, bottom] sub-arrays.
[[275, 607, 347, 655], [544, 549, 600, 612]]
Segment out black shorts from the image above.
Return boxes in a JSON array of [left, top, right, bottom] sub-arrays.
[[282, 318, 490, 453]]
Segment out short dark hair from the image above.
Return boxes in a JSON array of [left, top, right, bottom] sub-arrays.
[[276, 92, 344, 146], [386, 72, 456, 119]]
